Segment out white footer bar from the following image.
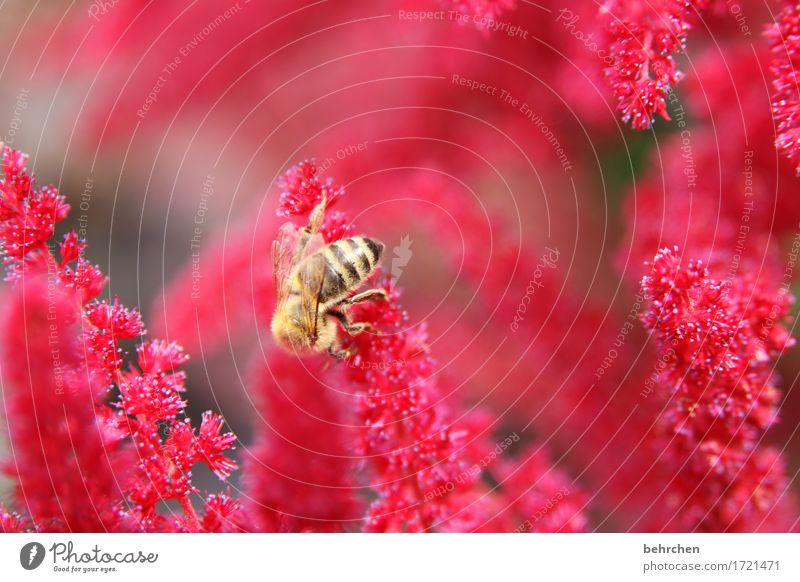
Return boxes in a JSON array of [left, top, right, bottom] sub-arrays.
[[0, 533, 797, 581]]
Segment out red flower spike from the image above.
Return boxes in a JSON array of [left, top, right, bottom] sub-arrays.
[[0, 146, 240, 532], [273, 164, 588, 532], [1, 147, 30, 187], [600, 1, 707, 130], [343, 291, 590, 532], [57, 232, 107, 304], [640, 247, 796, 531]]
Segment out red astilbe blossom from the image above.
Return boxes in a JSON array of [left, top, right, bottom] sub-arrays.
[[0, 146, 240, 532], [275, 162, 489, 531], [0, 147, 132, 531], [640, 247, 797, 531], [767, 0, 800, 173], [600, 0, 709, 130]]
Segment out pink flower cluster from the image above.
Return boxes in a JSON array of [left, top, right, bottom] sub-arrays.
[[640, 248, 795, 530], [599, 0, 707, 130]]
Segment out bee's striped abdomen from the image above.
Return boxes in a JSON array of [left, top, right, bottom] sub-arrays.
[[319, 237, 384, 302]]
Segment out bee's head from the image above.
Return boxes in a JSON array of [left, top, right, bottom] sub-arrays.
[[271, 308, 337, 355], [271, 311, 311, 353]]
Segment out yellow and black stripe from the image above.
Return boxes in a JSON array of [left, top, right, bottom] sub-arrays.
[[319, 236, 384, 302]]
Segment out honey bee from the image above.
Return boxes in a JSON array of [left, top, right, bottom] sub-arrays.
[[271, 195, 387, 357]]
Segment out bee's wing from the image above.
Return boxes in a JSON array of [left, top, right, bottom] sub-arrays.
[[297, 250, 327, 343], [299, 230, 325, 260], [272, 222, 301, 308]]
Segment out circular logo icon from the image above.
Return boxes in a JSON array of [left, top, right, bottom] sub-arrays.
[[20, 542, 46, 570]]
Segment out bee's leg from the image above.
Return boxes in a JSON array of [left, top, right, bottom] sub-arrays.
[[344, 322, 375, 335], [339, 288, 388, 306], [327, 345, 352, 361], [329, 309, 375, 336]]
